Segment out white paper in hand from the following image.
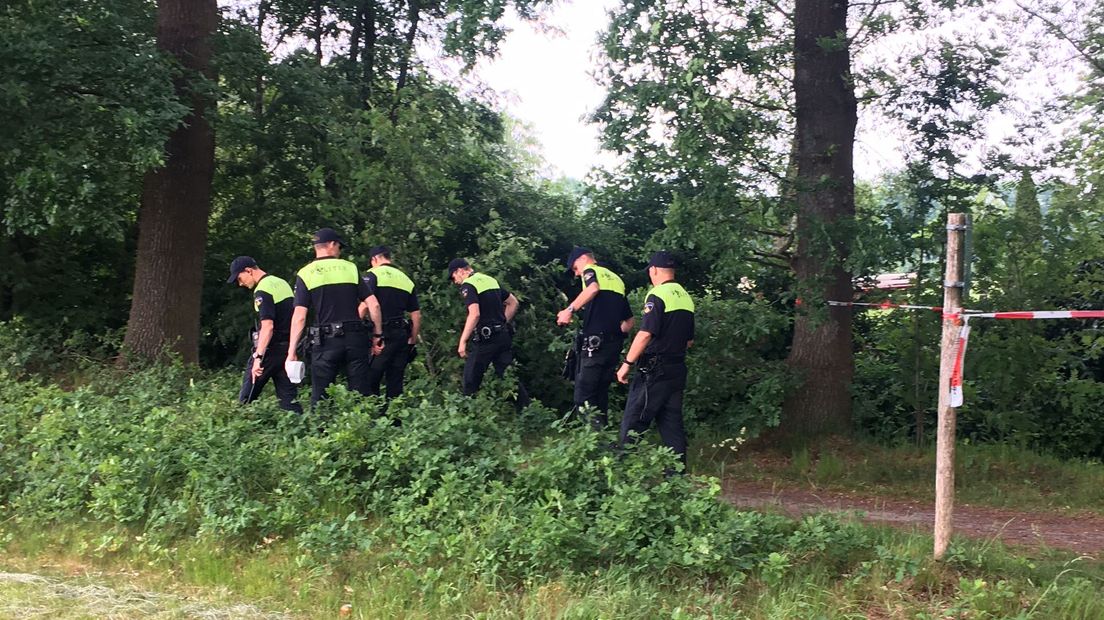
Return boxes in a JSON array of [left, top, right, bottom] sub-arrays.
[[285, 360, 305, 384]]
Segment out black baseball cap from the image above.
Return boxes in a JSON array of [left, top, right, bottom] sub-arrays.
[[446, 257, 470, 280], [226, 256, 258, 284], [312, 227, 345, 247], [368, 245, 391, 259], [646, 250, 678, 269], [564, 246, 593, 275]]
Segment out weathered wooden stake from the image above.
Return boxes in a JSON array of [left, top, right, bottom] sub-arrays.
[[934, 212, 967, 560]]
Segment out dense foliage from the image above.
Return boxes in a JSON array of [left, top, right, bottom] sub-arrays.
[[0, 364, 869, 581], [4, 0, 1104, 457]]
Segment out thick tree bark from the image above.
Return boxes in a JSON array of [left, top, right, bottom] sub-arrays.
[[781, 0, 857, 437], [122, 0, 217, 364]]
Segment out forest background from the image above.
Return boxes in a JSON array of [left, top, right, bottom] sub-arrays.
[[6, 1, 1104, 617], [5, 0, 1104, 455]]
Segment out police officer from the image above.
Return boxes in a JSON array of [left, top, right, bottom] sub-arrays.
[[227, 256, 303, 414], [447, 258, 529, 406], [287, 228, 374, 406], [556, 246, 634, 428], [616, 251, 695, 471], [362, 245, 421, 398]]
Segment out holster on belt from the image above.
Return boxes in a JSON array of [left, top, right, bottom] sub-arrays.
[[581, 333, 603, 358], [472, 323, 505, 343], [379, 317, 412, 345], [638, 354, 663, 379]]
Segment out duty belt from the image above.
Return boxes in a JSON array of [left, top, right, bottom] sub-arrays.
[[577, 332, 621, 357], [313, 321, 366, 338], [473, 323, 506, 342], [383, 317, 411, 330], [638, 353, 686, 374], [578, 333, 603, 357]]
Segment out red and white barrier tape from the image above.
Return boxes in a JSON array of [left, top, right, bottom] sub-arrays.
[[949, 310, 1104, 407], [828, 300, 982, 314], [949, 322, 971, 408], [961, 310, 1104, 320]]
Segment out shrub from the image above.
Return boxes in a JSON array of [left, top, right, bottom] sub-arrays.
[[0, 363, 870, 582]]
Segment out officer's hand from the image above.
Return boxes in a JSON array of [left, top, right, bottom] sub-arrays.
[[555, 308, 574, 326], [372, 339, 384, 356], [407, 335, 416, 345], [286, 350, 298, 362], [458, 342, 467, 358], [251, 357, 264, 379], [616, 363, 631, 384]]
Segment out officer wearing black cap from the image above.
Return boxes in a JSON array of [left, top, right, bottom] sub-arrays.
[[287, 228, 374, 406], [447, 258, 529, 405], [362, 245, 421, 398], [228, 257, 303, 413], [556, 246, 634, 428], [616, 250, 695, 471]]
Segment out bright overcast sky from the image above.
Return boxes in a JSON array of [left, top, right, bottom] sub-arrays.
[[461, 0, 1086, 183], [467, 0, 619, 180]]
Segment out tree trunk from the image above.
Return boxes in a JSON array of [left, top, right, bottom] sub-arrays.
[[390, 0, 421, 121], [313, 0, 323, 64], [361, 1, 376, 105], [781, 0, 857, 437], [122, 0, 217, 364], [253, 0, 268, 209], [349, 1, 364, 82]]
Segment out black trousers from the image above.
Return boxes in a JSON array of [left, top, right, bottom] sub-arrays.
[[573, 337, 622, 428], [463, 331, 530, 407], [310, 329, 373, 405], [619, 361, 688, 470], [365, 325, 413, 398], [239, 343, 303, 414]]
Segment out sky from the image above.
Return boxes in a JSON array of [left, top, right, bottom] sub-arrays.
[[458, 0, 1088, 183], [244, 0, 1091, 183], [463, 1, 620, 180]]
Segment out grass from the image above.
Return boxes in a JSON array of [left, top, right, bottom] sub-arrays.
[[3, 520, 1104, 619], [0, 572, 288, 619], [694, 436, 1104, 515]]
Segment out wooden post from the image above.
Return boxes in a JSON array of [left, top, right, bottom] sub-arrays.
[[934, 212, 967, 560]]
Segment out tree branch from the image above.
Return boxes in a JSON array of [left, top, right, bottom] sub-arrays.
[[1015, 0, 1104, 74], [747, 254, 790, 270]]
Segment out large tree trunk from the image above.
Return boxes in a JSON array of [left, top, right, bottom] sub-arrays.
[[122, 0, 217, 364], [781, 0, 857, 437]]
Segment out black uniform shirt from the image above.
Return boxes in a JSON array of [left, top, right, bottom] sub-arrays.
[[253, 274, 295, 340], [293, 256, 370, 325], [640, 281, 695, 356], [459, 272, 509, 326], [363, 264, 420, 322], [580, 266, 633, 338]]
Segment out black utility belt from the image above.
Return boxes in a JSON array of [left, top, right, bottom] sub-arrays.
[[638, 353, 686, 373], [311, 321, 366, 338], [471, 323, 506, 342], [576, 332, 622, 349], [382, 317, 411, 331]]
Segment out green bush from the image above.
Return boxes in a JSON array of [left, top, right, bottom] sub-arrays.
[[852, 310, 1104, 458], [0, 363, 871, 582]]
